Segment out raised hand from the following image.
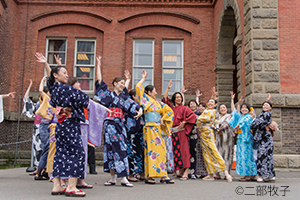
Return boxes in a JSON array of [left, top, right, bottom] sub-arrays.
[[35, 52, 47, 63], [54, 54, 62, 66], [141, 70, 148, 79], [181, 85, 187, 94], [266, 93, 271, 101], [167, 80, 172, 90], [230, 91, 235, 100], [29, 79, 33, 86], [134, 108, 143, 120], [124, 70, 131, 80], [238, 96, 244, 104], [96, 56, 102, 66], [7, 92, 16, 99], [195, 89, 202, 97]]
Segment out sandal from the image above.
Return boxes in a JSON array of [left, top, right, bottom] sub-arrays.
[[145, 178, 156, 184], [29, 172, 36, 176], [214, 175, 221, 180], [65, 189, 86, 197], [179, 177, 189, 181], [51, 188, 66, 195], [76, 183, 93, 189], [128, 177, 138, 182], [104, 181, 116, 186], [202, 176, 214, 181], [34, 176, 49, 181], [121, 182, 134, 187], [226, 175, 233, 183], [160, 178, 175, 184], [239, 177, 251, 182]]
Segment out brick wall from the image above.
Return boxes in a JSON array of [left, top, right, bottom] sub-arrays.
[[278, 0, 300, 94], [282, 108, 300, 154]]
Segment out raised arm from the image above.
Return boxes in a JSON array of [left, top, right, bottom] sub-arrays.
[[237, 96, 244, 113], [181, 85, 187, 105], [124, 69, 131, 89], [211, 86, 219, 100], [96, 56, 102, 83], [163, 80, 172, 100], [230, 92, 236, 112], [24, 79, 33, 99], [54, 54, 62, 66], [35, 52, 51, 77], [266, 93, 271, 101], [195, 89, 202, 105], [39, 76, 47, 96], [138, 70, 148, 85], [2, 92, 16, 99]]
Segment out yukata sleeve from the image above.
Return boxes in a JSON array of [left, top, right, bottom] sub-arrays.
[[122, 87, 129, 97], [196, 110, 211, 127], [229, 108, 241, 129], [135, 82, 152, 111], [70, 88, 89, 109], [160, 102, 174, 136], [183, 107, 197, 135], [123, 96, 140, 118], [94, 80, 112, 107], [22, 97, 36, 118], [258, 112, 272, 130]]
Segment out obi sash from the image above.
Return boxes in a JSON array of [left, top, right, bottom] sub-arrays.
[[55, 107, 72, 123], [144, 112, 161, 124], [107, 107, 124, 119]]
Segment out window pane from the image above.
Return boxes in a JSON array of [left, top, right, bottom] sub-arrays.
[[163, 80, 181, 93], [135, 41, 152, 54], [78, 79, 93, 91], [76, 67, 94, 78], [163, 69, 181, 80], [133, 68, 153, 79], [47, 53, 66, 65], [164, 41, 181, 55], [48, 40, 66, 51], [163, 55, 182, 67], [76, 53, 94, 65], [77, 41, 95, 52], [134, 54, 152, 66]]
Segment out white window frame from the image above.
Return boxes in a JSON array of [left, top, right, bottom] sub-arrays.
[[132, 39, 154, 88], [74, 38, 96, 94], [45, 38, 67, 75], [162, 40, 184, 94]]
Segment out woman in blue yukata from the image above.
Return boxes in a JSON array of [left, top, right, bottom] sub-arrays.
[[36, 52, 90, 197], [94, 56, 143, 187], [229, 92, 257, 182]]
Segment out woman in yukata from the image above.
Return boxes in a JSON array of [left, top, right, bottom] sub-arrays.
[[162, 81, 197, 181], [251, 94, 277, 183], [229, 92, 257, 182], [36, 52, 90, 197], [135, 70, 175, 184], [196, 98, 233, 182], [94, 56, 143, 187]]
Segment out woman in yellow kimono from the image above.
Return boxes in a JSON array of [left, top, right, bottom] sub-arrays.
[[196, 99, 232, 182], [136, 70, 174, 184]]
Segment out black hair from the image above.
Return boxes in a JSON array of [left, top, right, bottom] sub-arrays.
[[48, 66, 65, 87], [171, 92, 183, 104], [241, 103, 251, 112], [129, 89, 136, 100], [218, 103, 229, 112], [145, 85, 155, 95], [207, 98, 217, 104], [43, 86, 49, 94], [188, 100, 198, 108], [262, 101, 273, 108], [112, 77, 124, 87], [199, 102, 206, 107], [68, 77, 78, 86]]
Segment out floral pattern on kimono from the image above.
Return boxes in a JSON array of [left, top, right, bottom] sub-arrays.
[[136, 82, 173, 178]]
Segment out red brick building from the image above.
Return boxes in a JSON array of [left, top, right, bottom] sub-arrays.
[[0, 0, 299, 167]]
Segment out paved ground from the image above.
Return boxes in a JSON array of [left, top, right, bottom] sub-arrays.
[[0, 167, 300, 200]]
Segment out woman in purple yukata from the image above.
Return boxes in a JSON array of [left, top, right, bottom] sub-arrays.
[[36, 52, 90, 197], [94, 56, 142, 187]]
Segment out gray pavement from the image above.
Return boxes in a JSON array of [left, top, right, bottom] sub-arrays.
[[0, 167, 300, 200]]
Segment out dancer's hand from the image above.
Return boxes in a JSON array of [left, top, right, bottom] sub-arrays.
[[54, 54, 62, 66], [124, 70, 131, 80], [35, 52, 47, 64], [167, 80, 172, 90], [141, 70, 148, 79], [7, 92, 16, 99], [177, 121, 186, 130], [181, 85, 187, 94], [195, 89, 202, 97], [230, 91, 235, 100], [134, 109, 143, 120]]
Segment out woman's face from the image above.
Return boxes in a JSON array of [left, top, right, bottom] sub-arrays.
[[199, 104, 205, 113], [147, 88, 157, 99], [263, 102, 272, 112], [54, 67, 69, 84], [207, 99, 216, 109], [189, 101, 197, 111], [114, 80, 125, 93], [132, 94, 138, 103], [175, 93, 182, 106], [73, 81, 81, 91], [241, 105, 249, 115], [219, 105, 228, 116]]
